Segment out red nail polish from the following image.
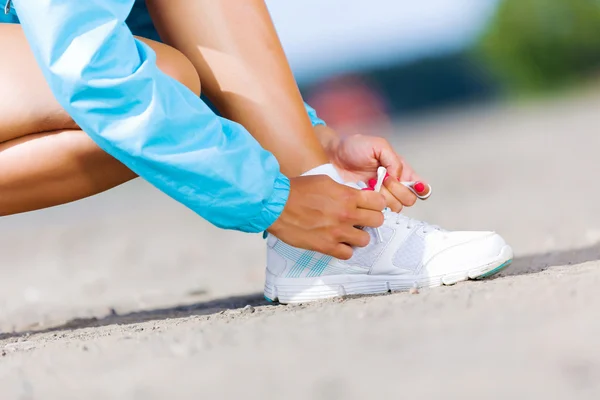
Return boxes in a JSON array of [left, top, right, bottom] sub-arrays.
[[361, 187, 374, 191], [367, 178, 377, 188], [414, 182, 426, 193]]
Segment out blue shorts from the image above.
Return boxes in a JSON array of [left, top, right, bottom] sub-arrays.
[[1, 0, 163, 42]]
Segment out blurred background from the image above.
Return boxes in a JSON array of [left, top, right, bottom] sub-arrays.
[[268, 0, 600, 134]]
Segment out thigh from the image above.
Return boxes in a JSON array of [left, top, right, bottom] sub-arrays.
[[0, 23, 77, 143], [0, 23, 200, 144]]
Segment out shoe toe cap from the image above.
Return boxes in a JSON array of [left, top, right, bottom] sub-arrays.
[[424, 231, 511, 275]]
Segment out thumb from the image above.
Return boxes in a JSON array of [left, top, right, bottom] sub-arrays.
[[397, 155, 423, 182], [375, 143, 403, 178]]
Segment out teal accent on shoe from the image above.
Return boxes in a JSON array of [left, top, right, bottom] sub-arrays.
[[264, 295, 275, 303], [478, 259, 512, 279], [307, 255, 334, 277], [287, 251, 316, 278]]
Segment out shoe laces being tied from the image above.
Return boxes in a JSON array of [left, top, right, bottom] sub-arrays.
[[356, 167, 440, 243]]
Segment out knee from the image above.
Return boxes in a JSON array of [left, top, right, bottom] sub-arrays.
[[137, 37, 201, 96], [158, 48, 202, 96]]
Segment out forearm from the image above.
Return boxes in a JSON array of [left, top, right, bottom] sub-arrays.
[[147, 0, 329, 176]]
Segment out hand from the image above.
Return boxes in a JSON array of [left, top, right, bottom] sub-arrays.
[[267, 175, 386, 260], [318, 126, 429, 212]]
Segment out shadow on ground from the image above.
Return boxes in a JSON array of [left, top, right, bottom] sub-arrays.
[[502, 241, 600, 277], [3, 242, 600, 340], [0, 293, 273, 341]]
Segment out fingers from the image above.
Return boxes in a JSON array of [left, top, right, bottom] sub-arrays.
[[384, 176, 417, 208], [412, 181, 431, 200], [350, 208, 385, 228], [355, 189, 386, 211], [329, 243, 354, 260], [375, 138, 404, 177], [380, 186, 403, 212], [324, 228, 370, 260], [338, 226, 371, 248], [387, 154, 430, 200]]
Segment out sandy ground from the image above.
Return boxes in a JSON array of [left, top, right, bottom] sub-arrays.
[[2, 93, 600, 399]]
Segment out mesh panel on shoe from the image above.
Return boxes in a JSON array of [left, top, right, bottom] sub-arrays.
[[346, 226, 394, 268], [392, 230, 426, 272]]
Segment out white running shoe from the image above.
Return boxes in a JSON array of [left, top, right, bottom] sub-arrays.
[[264, 210, 513, 304]]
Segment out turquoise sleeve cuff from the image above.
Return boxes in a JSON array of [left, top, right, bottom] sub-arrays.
[[239, 173, 291, 233], [304, 102, 326, 127]]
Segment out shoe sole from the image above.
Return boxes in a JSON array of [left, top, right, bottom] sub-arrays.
[[264, 245, 513, 304]]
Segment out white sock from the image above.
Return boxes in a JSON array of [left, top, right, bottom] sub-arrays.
[[301, 163, 344, 184]]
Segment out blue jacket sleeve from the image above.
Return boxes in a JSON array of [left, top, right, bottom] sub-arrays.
[[12, 0, 289, 233], [304, 102, 326, 127]]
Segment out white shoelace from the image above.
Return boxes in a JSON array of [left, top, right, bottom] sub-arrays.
[[366, 210, 440, 245], [382, 208, 441, 234], [350, 167, 441, 243], [363, 167, 440, 243]]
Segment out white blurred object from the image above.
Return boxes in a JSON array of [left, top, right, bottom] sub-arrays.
[[266, 0, 499, 83]]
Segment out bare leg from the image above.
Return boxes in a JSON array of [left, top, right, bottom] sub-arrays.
[[146, 0, 329, 177], [0, 24, 200, 216], [0, 130, 138, 215]]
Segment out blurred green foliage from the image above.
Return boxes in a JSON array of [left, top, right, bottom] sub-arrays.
[[477, 0, 600, 94]]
